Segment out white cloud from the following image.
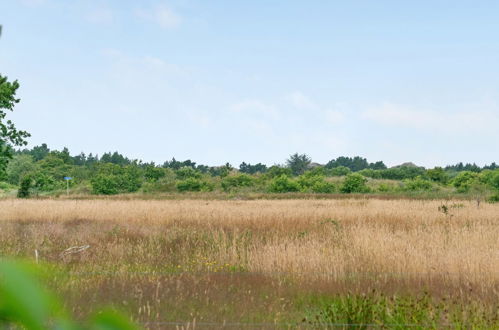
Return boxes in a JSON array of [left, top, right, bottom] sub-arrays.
[[135, 4, 182, 29], [324, 109, 345, 125], [361, 102, 499, 134], [230, 99, 280, 120], [286, 91, 316, 110]]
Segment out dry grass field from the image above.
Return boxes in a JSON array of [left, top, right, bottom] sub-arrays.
[[0, 198, 498, 327]]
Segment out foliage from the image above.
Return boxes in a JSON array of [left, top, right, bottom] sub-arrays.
[[266, 165, 292, 178], [310, 180, 336, 193], [0, 75, 30, 180], [326, 156, 386, 172], [286, 153, 311, 176], [239, 162, 267, 174], [176, 166, 202, 180], [17, 175, 32, 198], [6, 143, 499, 197], [6, 154, 37, 184], [452, 171, 479, 193], [426, 167, 449, 183], [221, 173, 254, 192], [304, 293, 495, 328], [90, 164, 142, 195], [328, 165, 351, 177], [403, 176, 434, 191], [340, 173, 369, 193], [268, 174, 300, 193], [0, 260, 138, 330], [296, 172, 335, 193], [176, 177, 213, 192], [143, 165, 165, 182]]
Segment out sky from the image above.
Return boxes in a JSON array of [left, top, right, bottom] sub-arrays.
[[1, 0, 498, 167]]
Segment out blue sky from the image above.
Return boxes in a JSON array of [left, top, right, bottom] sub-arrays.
[[1, 0, 498, 167]]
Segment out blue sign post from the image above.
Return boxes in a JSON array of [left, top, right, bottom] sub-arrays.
[[64, 177, 72, 196]]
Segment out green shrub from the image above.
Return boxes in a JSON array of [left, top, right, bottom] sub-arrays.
[[144, 166, 166, 182], [176, 166, 202, 180], [90, 174, 119, 195], [426, 167, 449, 183], [266, 166, 292, 178], [90, 164, 143, 195], [328, 166, 351, 177], [297, 173, 324, 190], [17, 176, 32, 198], [311, 180, 336, 193], [177, 178, 213, 192], [221, 174, 254, 192], [452, 171, 479, 193], [268, 175, 300, 193], [489, 193, 499, 203], [358, 168, 382, 179], [340, 173, 369, 193], [403, 176, 434, 191]]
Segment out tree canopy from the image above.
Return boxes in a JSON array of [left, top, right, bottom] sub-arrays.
[[0, 75, 30, 180]]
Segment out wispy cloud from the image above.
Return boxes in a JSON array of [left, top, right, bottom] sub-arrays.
[[361, 102, 499, 134], [230, 99, 280, 120], [135, 4, 182, 29], [286, 91, 316, 110]]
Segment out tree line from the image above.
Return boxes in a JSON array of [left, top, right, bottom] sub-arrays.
[[1, 74, 498, 198]]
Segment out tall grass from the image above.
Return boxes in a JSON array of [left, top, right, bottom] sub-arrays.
[[0, 198, 497, 326]]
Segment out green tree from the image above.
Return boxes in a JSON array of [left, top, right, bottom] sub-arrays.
[[221, 173, 254, 192], [452, 171, 479, 193], [340, 173, 369, 193], [6, 154, 37, 185], [286, 153, 311, 176], [426, 167, 448, 184], [0, 75, 30, 180], [268, 175, 300, 193], [17, 176, 32, 198]]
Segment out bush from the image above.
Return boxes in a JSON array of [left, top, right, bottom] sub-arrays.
[[90, 174, 119, 195], [403, 176, 433, 191], [221, 174, 254, 192], [141, 169, 176, 193], [90, 164, 143, 195], [340, 173, 369, 193], [266, 166, 292, 178], [17, 176, 32, 198], [269, 175, 300, 193], [358, 169, 382, 179], [144, 166, 166, 182], [176, 166, 202, 180], [311, 180, 336, 193], [328, 166, 351, 177], [426, 167, 448, 183], [452, 171, 479, 193], [297, 173, 324, 190], [176, 178, 213, 192], [489, 193, 499, 203]]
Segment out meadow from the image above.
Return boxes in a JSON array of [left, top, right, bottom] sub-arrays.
[[0, 198, 498, 328]]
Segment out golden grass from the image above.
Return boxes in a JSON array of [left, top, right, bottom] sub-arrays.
[[1, 198, 497, 279], [0, 198, 498, 323]]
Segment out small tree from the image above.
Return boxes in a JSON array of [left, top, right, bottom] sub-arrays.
[[17, 175, 32, 198], [269, 175, 300, 193], [286, 153, 311, 176], [340, 173, 369, 193], [0, 75, 30, 180]]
